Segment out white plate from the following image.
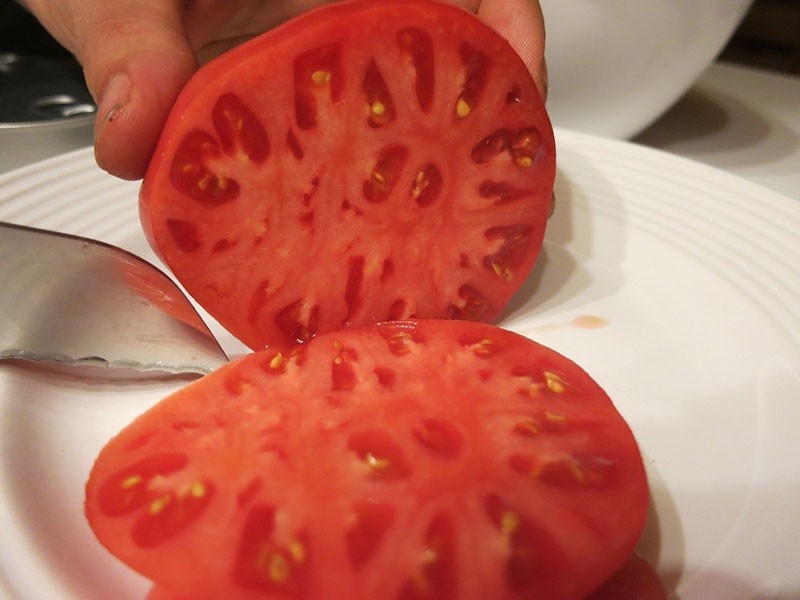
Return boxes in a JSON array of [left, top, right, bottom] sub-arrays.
[[1, 129, 799, 599]]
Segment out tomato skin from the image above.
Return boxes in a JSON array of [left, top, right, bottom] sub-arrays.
[[86, 320, 647, 600], [139, 0, 555, 351]]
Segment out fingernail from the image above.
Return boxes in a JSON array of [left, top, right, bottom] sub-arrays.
[[97, 72, 131, 126]]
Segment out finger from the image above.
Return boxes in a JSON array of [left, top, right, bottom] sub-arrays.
[[69, 0, 198, 180], [476, 0, 548, 100]]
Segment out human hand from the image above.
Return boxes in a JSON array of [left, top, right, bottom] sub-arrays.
[[19, 0, 546, 181]]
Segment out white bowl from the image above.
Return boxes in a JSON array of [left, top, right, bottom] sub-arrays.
[[540, 0, 753, 138]]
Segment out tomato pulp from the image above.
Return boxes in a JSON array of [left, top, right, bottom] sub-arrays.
[[86, 320, 648, 600], [140, 0, 555, 351]]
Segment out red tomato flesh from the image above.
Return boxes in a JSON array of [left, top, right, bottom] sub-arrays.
[[139, 0, 555, 351], [86, 320, 648, 600]]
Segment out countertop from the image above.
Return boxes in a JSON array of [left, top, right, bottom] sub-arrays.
[[1, 61, 798, 203]]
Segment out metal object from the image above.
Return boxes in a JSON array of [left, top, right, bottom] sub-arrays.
[[0, 53, 96, 126], [0, 222, 228, 375], [0, 53, 96, 174]]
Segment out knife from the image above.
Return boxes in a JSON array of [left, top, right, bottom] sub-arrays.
[[0, 222, 228, 375]]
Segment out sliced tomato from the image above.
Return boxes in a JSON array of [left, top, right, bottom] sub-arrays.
[[86, 320, 647, 600], [139, 0, 555, 351]]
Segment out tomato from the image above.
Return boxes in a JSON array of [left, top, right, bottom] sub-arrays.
[[139, 0, 555, 351], [86, 320, 647, 600], [587, 554, 667, 600]]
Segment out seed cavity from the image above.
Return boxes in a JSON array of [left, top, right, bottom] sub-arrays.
[[513, 417, 541, 437], [331, 343, 358, 391], [398, 513, 456, 599], [286, 129, 304, 159], [275, 299, 319, 345], [343, 255, 365, 324], [294, 43, 343, 129], [374, 366, 396, 387], [132, 478, 215, 548], [346, 501, 395, 568], [98, 453, 189, 517], [470, 126, 543, 168], [234, 505, 307, 594], [409, 163, 443, 207], [247, 279, 271, 326], [170, 130, 240, 205], [509, 127, 542, 168], [483, 224, 533, 282], [363, 60, 396, 128], [455, 42, 491, 120], [447, 284, 493, 322], [484, 493, 556, 591], [166, 219, 201, 253], [544, 371, 566, 393], [386, 330, 415, 355], [413, 418, 464, 458], [348, 430, 411, 479], [364, 145, 409, 203], [212, 93, 270, 163], [479, 180, 533, 205], [396, 28, 435, 113]]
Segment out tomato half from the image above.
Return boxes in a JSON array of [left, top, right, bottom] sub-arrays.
[[139, 0, 555, 351], [85, 320, 647, 600]]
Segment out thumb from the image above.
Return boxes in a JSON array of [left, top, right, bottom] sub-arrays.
[[72, 1, 197, 180], [477, 0, 548, 101]]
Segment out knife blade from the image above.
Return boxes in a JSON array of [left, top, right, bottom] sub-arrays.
[[0, 222, 228, 375]]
